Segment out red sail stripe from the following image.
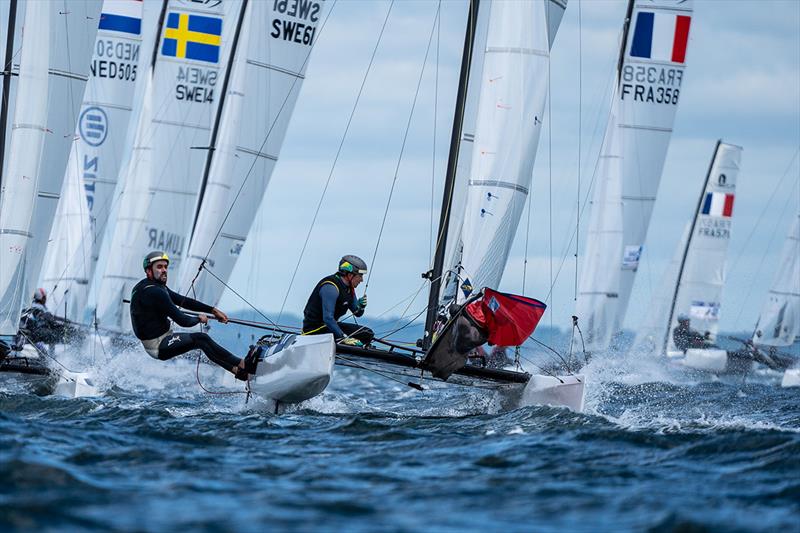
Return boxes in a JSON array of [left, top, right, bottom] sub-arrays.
[[671, 15, 691, 63]]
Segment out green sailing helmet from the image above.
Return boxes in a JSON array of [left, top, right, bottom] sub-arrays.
[[143, 251, 170, 271], [338, 255, 368, 275]]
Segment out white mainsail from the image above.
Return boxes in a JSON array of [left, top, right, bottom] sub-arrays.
[[0, 0, 101, 336], [95, 0, 242, 332], [178, 0, 326, 307], [40, 0, 147, 322], [576, 0, 693, 350], [442, 0, 567, 304], [663, 142, 742, 353], [753, 213, 800, 347]]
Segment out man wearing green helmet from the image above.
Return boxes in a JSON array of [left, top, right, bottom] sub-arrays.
[[129, 251, 260, 380], [302, 255, 374, 346]]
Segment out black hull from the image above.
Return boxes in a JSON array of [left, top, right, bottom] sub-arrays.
[[335, 343, 530, 386]]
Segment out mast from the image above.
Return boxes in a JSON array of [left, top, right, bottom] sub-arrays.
[[150, 1, 169, 70], [615, 0, 635, 85], [423, 0, 480, 349], [189, 0, 249, 244], [661, 139, 721, 353], [0, 0, 18, 191]]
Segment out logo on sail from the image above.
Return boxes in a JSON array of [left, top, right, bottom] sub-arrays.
[[99, 0, 143, 36], [161, 12, 222, 64], [630, 11, 691, 64], [79, 106, 109, 147], [622, 245, 643, 270], [689, 301, 720, 321], [701, 192, 734, 218]]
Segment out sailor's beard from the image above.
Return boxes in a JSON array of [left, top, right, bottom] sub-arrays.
[[156, 273, 168, 285]]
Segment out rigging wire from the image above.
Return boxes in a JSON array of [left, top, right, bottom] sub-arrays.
[[575, 0, 582, 302], [274, 0, 395, 325], [367, 3, 442, 288]]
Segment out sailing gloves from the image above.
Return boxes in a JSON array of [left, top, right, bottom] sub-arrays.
[[340, 337, 364, 347], [357, 295, 367, 310]]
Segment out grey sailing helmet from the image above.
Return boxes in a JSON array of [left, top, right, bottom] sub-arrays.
[[143, 251, 170, 271], [338, 255, 368, 275]]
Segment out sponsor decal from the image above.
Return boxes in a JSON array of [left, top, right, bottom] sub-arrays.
[[79, 106, 109, 147], [689, 301, 720, 321], [622, 245, 643, 270]]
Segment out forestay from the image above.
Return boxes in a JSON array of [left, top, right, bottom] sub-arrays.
[[95, 0, 240, 332], [40, 0, 148, 323], [0, 0, 100, 335], [664, 142, 742, 353], [576, 0, 693, 351], [442, 0, 566, 306], [178, 0, 326, 307], [752, 214, 800, 347]]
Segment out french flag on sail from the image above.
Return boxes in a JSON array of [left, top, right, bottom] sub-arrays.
[[630, 11, 691, 63], [702, 192, 734, 217], [99, 0, 142, 36]]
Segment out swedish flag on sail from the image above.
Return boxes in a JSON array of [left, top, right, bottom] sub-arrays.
[[161, 12, 222, 63]]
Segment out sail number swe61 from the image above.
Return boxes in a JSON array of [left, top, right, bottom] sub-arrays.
[[621, 65, 684, 105], [271, 0, 323, 46]]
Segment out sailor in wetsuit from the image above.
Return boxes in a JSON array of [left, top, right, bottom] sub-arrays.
[[672, 314, 711, 353], [302, 255, 374, 347], [130, 251, 259, 380], [18, 288, 71, 345]]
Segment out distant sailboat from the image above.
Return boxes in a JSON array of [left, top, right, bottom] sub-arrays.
[[0, 0, 102, 394], [637, 141, 751, 373], [751, 213, 800, 385], [40, 0, 152, 323], [576, 0, 693, 352]]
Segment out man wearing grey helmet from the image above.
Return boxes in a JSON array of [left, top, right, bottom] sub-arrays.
[[302, 255, 374, 346]]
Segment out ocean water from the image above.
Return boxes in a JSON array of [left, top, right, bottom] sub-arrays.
[[1, 341, 798, 532]]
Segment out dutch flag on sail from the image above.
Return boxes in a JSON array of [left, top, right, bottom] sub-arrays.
[[630, 11, 691, 63], [702, 192, 734, 218], [99, 0, 143, 36]]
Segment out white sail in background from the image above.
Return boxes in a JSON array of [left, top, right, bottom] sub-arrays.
[[753, 214, 800, 347], [0, 0, 101, 335], [577, 0, 693, 350], [40, 0, 147, 322], [444, 0, 566, 304], [178, 0, 326, 307], [95, 0, 242, 332], [664, 142, 741, 353]]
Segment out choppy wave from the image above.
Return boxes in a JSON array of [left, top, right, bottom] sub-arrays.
[[0, 339, 798, 531]]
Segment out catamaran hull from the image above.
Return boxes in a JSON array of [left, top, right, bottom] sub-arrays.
[[667, 348, 753, 375], [782, 369, 800, 388], [521, 374, 585, 412], [0, 346, 98, 397], [250, 334, 335, 404]]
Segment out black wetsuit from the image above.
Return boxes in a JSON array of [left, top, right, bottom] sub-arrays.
[[129, 278, 240, 372], [19, 303, 68, 345], [672, 323, 710, 353]]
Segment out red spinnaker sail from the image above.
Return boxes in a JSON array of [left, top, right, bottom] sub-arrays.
[[464, 289, 546, 347]]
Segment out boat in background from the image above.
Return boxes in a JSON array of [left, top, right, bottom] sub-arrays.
[[0, 0, 102, 394], [576, 0, 694, 353]]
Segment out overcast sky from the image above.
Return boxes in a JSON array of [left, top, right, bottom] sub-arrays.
[[219, 0, 800, 335]]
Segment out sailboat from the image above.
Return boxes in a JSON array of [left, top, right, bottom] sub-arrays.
[[751, 213, 800, 386], [655, 141, 746, 374], [576, 0, 693, 352], [0, 0, 102, 395], [240, 0, 585, 411], [40, 0, 154, 324]]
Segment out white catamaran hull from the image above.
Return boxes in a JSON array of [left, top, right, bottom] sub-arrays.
[[249, 334, 335, 404], [781, 369, 800, 388], [522, 374, 585, 412], [0, 346, 98, 398]]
